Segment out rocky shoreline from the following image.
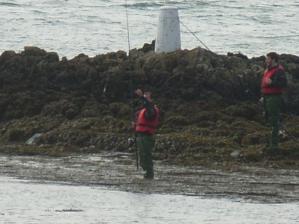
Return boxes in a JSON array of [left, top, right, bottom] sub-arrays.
[[1, 43, 299, 169]]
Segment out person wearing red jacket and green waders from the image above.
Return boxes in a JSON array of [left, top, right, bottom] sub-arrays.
[[261, 52, 287, 154], [134, 89, 159, 179]]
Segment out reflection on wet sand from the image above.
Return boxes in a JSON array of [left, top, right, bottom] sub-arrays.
[[1, 175, 299, 224], [0, 152, 299, 203]]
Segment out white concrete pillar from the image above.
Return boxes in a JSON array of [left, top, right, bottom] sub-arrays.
[[155, 6, 181, 53]]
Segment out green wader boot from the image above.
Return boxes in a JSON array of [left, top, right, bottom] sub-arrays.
[[136, 133, 155, 179], [264, 95, 282, 152]]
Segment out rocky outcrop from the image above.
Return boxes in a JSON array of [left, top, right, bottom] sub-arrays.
[[1, 45, 299, 167]]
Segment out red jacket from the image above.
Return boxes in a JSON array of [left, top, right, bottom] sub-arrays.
[[261, 65, 285, 95], [135, 106, 159, 135]]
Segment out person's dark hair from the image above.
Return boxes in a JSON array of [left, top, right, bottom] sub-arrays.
[[267, 52, 279, 62]]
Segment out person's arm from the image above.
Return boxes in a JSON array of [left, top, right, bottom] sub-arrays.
[[269, 68, 287, 88], [135, 89, 156, 120], [140, 96, 156, 120]]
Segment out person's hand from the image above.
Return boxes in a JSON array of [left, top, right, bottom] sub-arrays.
[[259, 97, 264, 104], [143, 91, 152, 102], [135, 89, 143, 97], [264, 77, 272, 85]]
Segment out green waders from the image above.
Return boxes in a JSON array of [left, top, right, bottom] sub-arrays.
[[136, 132, 154, 179], [264, 94, 282, 151]]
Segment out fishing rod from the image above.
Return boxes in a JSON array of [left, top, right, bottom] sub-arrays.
[[125, 0, 139, 170], [180, 20, 211, 52], [162, 0, 210, 51], [102, 0, 132, 98], [125, 0, 131, 56]]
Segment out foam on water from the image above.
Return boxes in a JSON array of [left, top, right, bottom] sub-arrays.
[[0, 0, 298, 58]]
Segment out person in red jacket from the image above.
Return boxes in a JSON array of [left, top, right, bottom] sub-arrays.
[[133, 89, 159, 179], [260, 52, 287, 154]]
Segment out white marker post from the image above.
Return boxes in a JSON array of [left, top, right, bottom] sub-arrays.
[[155, 6, 181, 53]]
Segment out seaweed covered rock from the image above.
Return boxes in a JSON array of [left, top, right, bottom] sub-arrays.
[[1, 45, 299, 167]]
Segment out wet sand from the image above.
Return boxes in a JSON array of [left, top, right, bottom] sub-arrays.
[[0, 152, 299, 203]]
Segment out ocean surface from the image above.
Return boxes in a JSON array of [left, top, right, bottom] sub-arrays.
[[0, 0, 299, 58]]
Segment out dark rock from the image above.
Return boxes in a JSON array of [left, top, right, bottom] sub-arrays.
[[0, 50, 17, 61], [45, 52, 59, 62], [22, 46, 47, 56], [0, 44, 299, 167], [141, 40, 155, 53]]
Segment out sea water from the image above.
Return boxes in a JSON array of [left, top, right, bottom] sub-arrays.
[[0, 0, 298, 58]]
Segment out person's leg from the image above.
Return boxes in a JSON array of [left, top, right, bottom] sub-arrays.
[[136, 134, 145, 170], [144, 136, 154, 178], [136, 133, 154, 178], [265, 95, 281, 151]]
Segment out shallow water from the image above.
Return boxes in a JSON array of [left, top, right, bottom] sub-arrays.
[[0, 0, 298, 58], [1, 176, 299, 224], [1, 152, 299, 202], [1, 152, 299, 223]]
